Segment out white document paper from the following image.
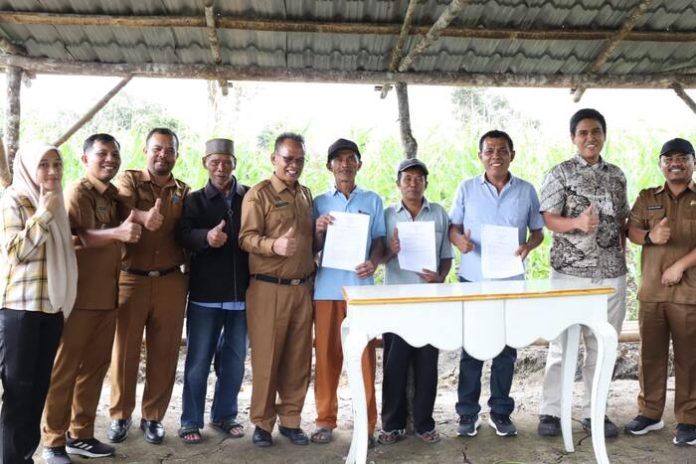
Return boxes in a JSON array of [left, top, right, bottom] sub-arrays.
[[481, 224, 524, 279], [321, 211, 370, 271], [397, 221, 437, 273]]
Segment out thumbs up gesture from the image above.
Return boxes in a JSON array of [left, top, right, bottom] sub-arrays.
[[207, 219, 228, 248], [575, 204, 599, 234], [454, 228, 474, 254], [389, 227, 401, 255], [649, 217, 670, 245], [143, 198, 164, 231], [117, 210, 143, 243], [272, 226, 297, 257]]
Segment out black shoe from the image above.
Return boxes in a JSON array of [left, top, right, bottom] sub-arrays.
[[140, 419, 165, 444], [107, 418, 131, 443], [65, 433, 115, 457], [537, 415, 561, 437], [674, 423, 696, 446], [278, 425, 309, 445], [581, 416, 619, 438], [488, 412, 518, 437], [457, 414, 481, 437], [624, 415, 664, 436], [252, 426, 273, 447]]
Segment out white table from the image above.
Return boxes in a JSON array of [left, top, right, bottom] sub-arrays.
[[340, 279, 617, 464]]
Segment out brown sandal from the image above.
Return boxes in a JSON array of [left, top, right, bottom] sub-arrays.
[[416, 429, 440, 444], [310, 427, 333, 444], [210, 420, 244, 438]]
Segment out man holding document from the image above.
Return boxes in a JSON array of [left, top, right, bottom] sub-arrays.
[[449, 130, 544, 438], [311, 138, 385, 445], [379, 158, 453, 445]]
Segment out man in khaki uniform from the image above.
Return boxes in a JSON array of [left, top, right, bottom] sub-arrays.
[[625, 138, 696, 446], [41, 134, 141, 464], [239, 133, 315, 448], [108, 128, 190, 445]]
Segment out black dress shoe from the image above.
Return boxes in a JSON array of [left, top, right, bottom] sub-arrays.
[[140, 419, 165, 444], [252, 426, 273, 447], [107, 418, 131, 443], [278, 425, 309, 445]]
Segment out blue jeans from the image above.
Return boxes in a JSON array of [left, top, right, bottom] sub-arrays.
[[455, 346, 517, 417], [455, 276, 516, 417], [180, 303, 247, 428]]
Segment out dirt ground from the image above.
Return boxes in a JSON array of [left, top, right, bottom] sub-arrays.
[[32, 343, 693, 464]]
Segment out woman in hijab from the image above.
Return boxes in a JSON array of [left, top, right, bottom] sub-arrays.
[[0, 143, 77, 463]]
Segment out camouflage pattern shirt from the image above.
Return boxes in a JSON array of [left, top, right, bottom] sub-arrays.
[[539, 154, 629, 279]]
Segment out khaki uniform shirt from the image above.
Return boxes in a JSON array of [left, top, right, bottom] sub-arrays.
[[629, 182, 696, 304], [115, 169, 190, 271], [65, 174, 122, 310], [239, 174, 314, 279]]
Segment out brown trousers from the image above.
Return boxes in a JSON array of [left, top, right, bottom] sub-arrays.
[[638, 301, 696, 424], [109, 271, 187, 421], [246, 279, 313, 432], [41, 308, 118, 446], [313, 300, 377, 434]]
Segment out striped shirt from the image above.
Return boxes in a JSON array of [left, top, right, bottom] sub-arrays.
[[0, 188, 56, 312]]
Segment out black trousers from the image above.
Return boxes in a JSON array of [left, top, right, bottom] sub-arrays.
[[380, 332, 439, 434], [0, 309, 63, 464]]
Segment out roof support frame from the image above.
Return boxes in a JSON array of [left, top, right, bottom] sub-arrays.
[[2, 55, 695, 89], [53, 75, 133, 147], [203, 0, 229, 96], [573, 0, 654, 102], [378, 0, 418, 99], [1, 11, 694, 42]]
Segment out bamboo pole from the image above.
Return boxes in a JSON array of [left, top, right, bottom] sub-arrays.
[[671, 82, 696, 115], [379, 0, 418, 99], [52, 75, 132, 147], [2, 54, 696, 89], [0, 11, 694, 42]]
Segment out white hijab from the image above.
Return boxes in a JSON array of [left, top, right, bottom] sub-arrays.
[[11, 143, 77, 319]]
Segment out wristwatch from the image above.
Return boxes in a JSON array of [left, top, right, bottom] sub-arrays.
[[643, 231, 653, 246]]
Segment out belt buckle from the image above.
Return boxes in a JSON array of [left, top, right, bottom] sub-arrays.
[[290, 278, 301, 285], [148, 270, 161, 278]]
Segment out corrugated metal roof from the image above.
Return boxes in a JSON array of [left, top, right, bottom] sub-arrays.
[[0, 0, 694, 85]]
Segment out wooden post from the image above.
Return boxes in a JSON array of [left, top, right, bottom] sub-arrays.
[[671, 82, 696, 115], [396, 82, 417, 159], [0, 141, 11, 187], [52, 75, 132, 147], [4, 66, 22, 172]]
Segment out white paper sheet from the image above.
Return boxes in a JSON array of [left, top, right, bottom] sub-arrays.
[[481, 224, 524, 279], [321, 211, 370, 271], [397, 221, 437, 273]]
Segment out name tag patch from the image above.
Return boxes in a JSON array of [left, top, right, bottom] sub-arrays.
[[646, 205, 663, 210]]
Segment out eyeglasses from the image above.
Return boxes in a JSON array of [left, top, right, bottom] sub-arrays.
[[276, 154, 305, 166]]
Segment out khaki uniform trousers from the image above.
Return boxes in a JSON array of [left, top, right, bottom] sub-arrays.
[[639, 301, 696, 424], [109, 271, 187, 421], [246, 279, 312, 432], [313, 300, 377, 434], [41, 308, 118, 446]]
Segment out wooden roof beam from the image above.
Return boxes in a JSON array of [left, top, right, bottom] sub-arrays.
[[1, 11, 694, 42], [671, 82, 696, 115], [397, 0, 470, 73], [203, 0, 228, 96], [378, 0, 418, 98], [3, 55, 696, 89], [574, 0, 654, 101]]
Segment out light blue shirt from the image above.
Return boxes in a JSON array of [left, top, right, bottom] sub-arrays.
[[449, 173, 544, 282], [314, 186, 386, 300], [384, 198, 454, 285]]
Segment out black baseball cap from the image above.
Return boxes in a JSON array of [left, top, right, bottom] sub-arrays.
[[327, 138, 361, 163], [660, 138, 694, 157], [397, 158, 429, 178]]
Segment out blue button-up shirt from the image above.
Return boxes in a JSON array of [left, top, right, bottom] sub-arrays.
[[449, 173, 544, 282], [313, 186, 386, 300]]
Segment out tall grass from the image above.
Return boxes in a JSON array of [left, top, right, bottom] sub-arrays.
[[15, 92, 694, 321]]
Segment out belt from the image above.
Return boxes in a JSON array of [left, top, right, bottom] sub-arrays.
[[252, 273, 310, 286], [123, 266, 179, 278]]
